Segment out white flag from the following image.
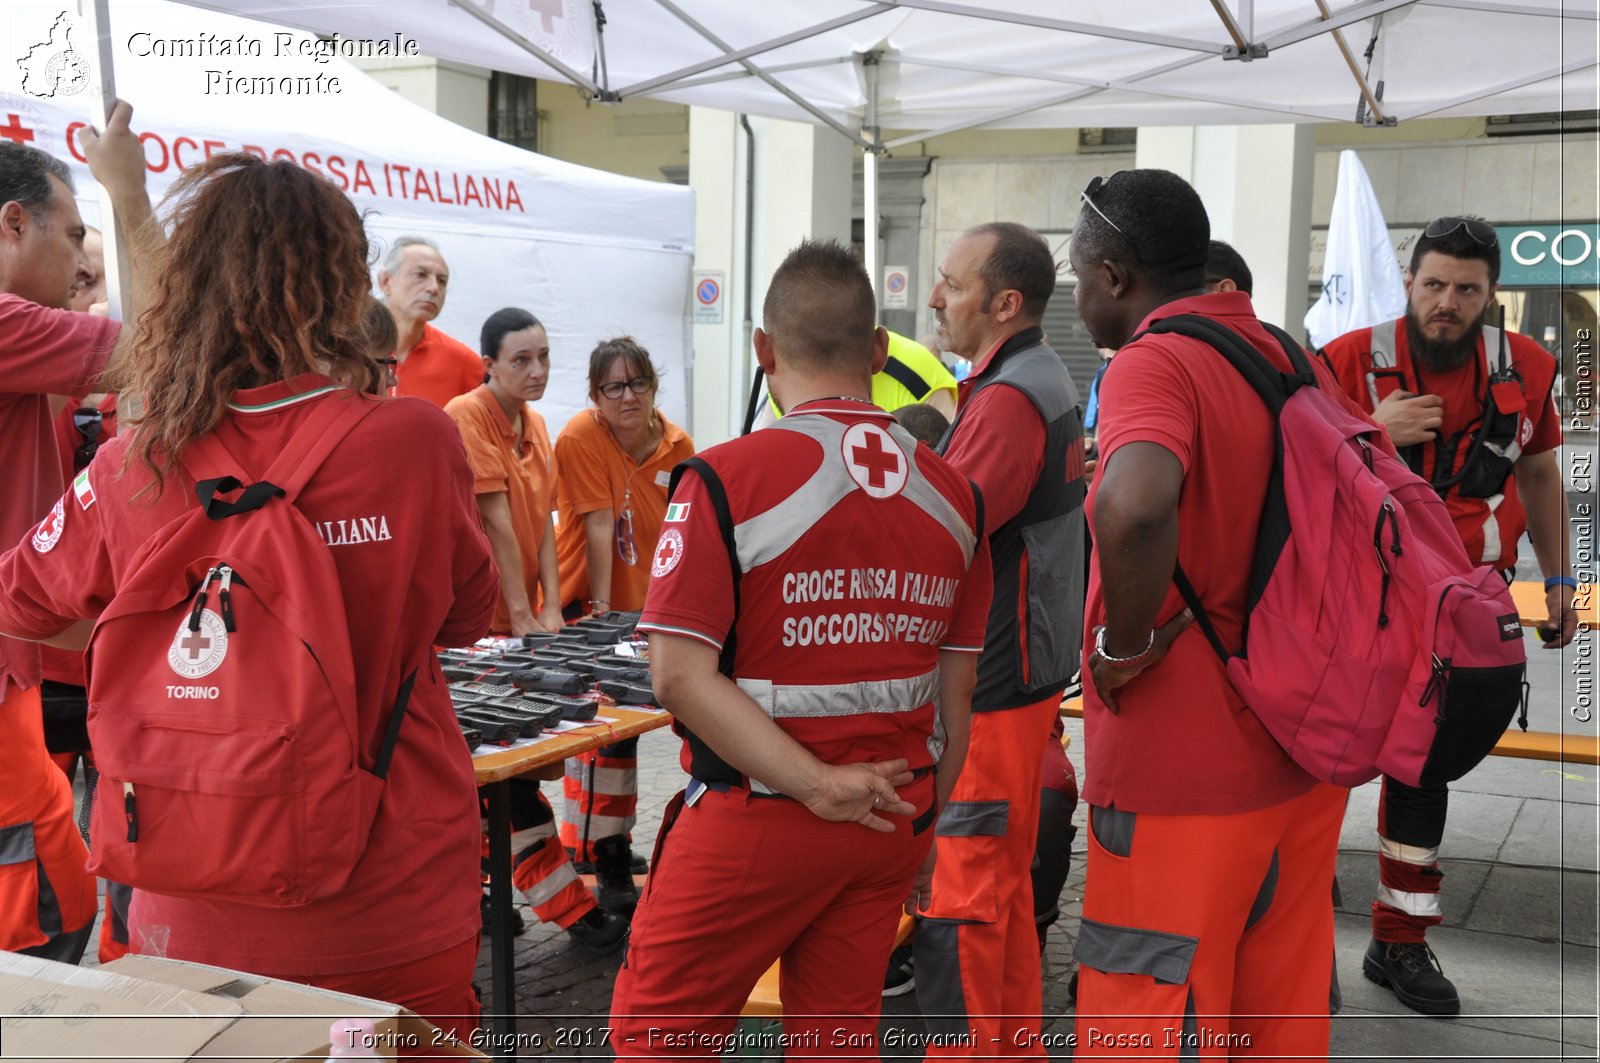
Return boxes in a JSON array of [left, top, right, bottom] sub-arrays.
[[1304, 150, 1407, 349]]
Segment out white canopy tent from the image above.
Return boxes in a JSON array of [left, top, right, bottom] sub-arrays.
[[161, 0, 1597, 286], [4, 0, 696, 434]]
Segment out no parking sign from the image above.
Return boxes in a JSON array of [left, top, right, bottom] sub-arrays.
[[693, 270, 724, 324], [883, 265, 910, 309]]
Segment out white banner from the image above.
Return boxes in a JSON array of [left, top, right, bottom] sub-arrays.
[[1304, 150, 1407, 349], [1, 0, 695, 436]]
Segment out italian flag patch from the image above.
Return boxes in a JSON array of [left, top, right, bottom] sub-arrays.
[[664, 502, 690, 523], [73, 469, 96, 511]]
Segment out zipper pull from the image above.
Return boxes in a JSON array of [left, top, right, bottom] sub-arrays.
[[1358, 437, 1374, 471], [1387, 502, 1402, 558], [1373, 506, 1392, 628], [1420, 655, 1445, 709], [217, 565, 236, 633], [123, 782, 139, 843], [1519, 678, 1531, 732], [189, 565, 219, 631]]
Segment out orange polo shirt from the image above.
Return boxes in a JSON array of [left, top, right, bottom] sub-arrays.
[[395, 323, 483, 409], [446, 385, 554, 633], [553, 408, 694, 612]]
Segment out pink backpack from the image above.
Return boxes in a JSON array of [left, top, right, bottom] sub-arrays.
[[1145, 315, 1527, 788]]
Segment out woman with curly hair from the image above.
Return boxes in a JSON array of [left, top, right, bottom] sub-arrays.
[[0, 152, 497, 1040]]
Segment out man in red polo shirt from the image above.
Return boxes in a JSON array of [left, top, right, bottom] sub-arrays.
[[915, 222, 1085, 1055], [610, 239, 990, 1054], [1320, 216, 1573, 1016], [1073, 169, 1361, 1058], [0, 103, 154, 964], [378, 236, 482, 408]]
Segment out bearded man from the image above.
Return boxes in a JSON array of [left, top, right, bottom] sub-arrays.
[[1320, 215, 1575, 1017]]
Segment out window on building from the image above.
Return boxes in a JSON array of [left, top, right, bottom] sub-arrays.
[[489, 72, 539, 152], [1485, 110, 1600, 137], [1078, 127, 1137, 153]]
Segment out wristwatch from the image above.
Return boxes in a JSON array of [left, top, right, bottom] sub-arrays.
[[1093, 625, 1155, 671]]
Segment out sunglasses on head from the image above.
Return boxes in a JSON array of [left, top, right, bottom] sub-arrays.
[[1424, 216, 1498, 248], [1080, 174, 1143, 263]]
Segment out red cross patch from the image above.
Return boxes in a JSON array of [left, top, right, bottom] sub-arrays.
[[841, 422, 908, 499]]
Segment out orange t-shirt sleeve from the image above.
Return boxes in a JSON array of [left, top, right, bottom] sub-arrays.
[[445, 397, 510, 496], [555, 419, 617, 516]]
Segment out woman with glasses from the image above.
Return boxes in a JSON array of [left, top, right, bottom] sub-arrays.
[[553, 336, 695, 619], [551, 336, 694, 884]]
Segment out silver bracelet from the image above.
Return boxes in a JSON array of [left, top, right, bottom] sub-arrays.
[[1094, 625, 1155, 669]]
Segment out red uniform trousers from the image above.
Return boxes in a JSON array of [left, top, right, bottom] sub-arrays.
[[1074, 782, 1347, 1061], [610, 773, 935, 1059], [560, 737, 639, 862], [916, 695, 1060, 1058], [0, 685, 96, 962], [257, 933, 481, 1054], [492, 779, 594, 929], [1372, 776, 1448, 943]]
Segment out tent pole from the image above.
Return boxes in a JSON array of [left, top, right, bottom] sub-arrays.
[[79, 0, 130, 323], [651, 0, 871, 148], [618, 5, 893, 98], [447, 0, 606, 98], [1313, 0, 1392, 124], [861, 51, 882, 309]]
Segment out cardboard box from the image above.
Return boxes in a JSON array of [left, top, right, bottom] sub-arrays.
[[0, 952, 488, 1062]]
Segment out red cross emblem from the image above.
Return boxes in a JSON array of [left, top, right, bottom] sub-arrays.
[[0, 114, 35, 146], [180, 630, 212, 660], [841, 422, 909, 499], [530, 0, 564, 33]]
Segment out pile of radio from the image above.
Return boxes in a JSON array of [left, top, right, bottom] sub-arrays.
[[437, 611, 657, 751]]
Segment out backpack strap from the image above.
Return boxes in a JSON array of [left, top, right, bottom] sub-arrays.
[[1136, 314, 1317, 664], [181, 391, 378, 521], [373, 667, 416, 781], [668, 456, 741, 677]]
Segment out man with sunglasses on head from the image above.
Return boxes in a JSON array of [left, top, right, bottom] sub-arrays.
[[1320, 215, 1574, 1016], [1072, 168, 1363, 1058], [914, 222, 1084, 1055]]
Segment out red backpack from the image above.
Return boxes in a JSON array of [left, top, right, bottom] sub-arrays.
[[85, 393, 415, 906], [1144, 315, 1527, 789]]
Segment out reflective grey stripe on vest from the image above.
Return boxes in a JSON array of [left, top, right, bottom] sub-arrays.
[[1075, 917, 1199, 985], [737, 415, 977, 570], [735, 667, 938, 719], [735, 667, 941, 796]]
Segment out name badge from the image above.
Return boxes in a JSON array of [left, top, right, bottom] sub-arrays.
[[654, 470, 671, 488]]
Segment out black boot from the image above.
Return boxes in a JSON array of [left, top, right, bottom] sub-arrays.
[[1362, 938, 1460, 1015], [568, 845, 649, 876], [592, 835, 640, 915], [566, 906, 628, 953]]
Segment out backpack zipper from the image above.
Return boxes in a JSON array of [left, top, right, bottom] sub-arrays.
[[217, 565, 237, 632], [188, 564, 222, 631], [123, 781, 139, 842], [1418, 654, 1451, 724], [1373, 502, 1396, 628]]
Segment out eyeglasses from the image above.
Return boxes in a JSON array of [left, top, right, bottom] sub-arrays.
[[1423, 216, 1498, 248], [1080, 174, 1143, 263], [597, 376, 653, 400], [615, 491, 637, 566]]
